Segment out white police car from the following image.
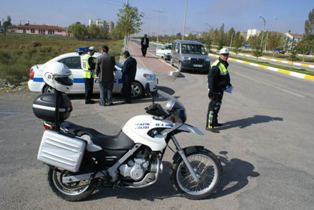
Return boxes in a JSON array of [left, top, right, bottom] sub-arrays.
[[28, 49, 158, 98]]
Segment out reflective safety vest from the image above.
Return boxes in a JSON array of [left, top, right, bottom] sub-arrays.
[[211, 59, 228, 76], [82, 54, 95, 79]]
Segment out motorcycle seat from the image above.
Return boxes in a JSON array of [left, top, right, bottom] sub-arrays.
[[60, 121, 134, 150]]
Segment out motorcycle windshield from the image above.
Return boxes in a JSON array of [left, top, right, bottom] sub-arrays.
[[158, 90, 185, 112]]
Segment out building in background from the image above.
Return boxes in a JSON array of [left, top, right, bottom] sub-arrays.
[[88, 19, 114, 33], [283, 32, 303, 50], [246, 29, 260, 40], [8, 23, 67, 36]]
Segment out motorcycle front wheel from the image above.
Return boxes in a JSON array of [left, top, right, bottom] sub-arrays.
[[171, 149, 222, 200], [47, 167, 97, 201]]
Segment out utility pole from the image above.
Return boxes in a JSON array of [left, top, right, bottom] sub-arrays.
[[259, 16, 266, 52], [182, 0, 188, 40], [230, 32, 235, 48], [124, 0, 129, 51], [153, 10, 164, 43]]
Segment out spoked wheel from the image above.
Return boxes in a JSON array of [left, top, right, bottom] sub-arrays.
[[48, 168, 97, 201], [171, 149, 222, 200]]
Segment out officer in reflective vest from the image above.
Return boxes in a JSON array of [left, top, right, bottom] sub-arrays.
[[206, 47, 233, 131], [82, 46, 97, 104]]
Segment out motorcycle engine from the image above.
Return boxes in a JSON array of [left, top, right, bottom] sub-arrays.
[[119, 151, 150, 181]]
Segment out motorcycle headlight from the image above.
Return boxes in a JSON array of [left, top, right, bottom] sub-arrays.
[[143, 73, 156, 81]]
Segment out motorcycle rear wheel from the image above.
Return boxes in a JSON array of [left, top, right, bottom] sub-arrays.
[[171, 149, 222, 200], [47, 167, 97, 201]]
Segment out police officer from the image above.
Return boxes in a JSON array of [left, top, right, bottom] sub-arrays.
[[206, 48, 232, 130], [82, 46, 97, 104]]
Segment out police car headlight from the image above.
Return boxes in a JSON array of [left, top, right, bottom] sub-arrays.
[[205, 57, 211, 62], [143, 73, 156, 81]]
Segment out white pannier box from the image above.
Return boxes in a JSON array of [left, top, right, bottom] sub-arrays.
[[37, 130, 86, 172]]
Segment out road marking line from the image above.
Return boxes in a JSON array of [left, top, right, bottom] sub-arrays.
[[267, 67, 279, 72], [209, 53, 314, 82], [230, 51, 314, 68]]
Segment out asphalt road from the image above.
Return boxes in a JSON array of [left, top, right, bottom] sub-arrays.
[[0, 41, 314, 210]]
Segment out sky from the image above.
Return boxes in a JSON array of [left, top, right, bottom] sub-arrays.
[[1, 0, 313, 35]]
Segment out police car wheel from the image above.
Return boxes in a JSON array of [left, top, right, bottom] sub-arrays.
[[43, 85, 56, 94], [131, 81, 143, 99]]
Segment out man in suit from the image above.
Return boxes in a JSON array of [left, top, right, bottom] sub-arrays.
[[96, 45, 116, 106], [140, 34, 149, 57], [122, 50, 137, 103]]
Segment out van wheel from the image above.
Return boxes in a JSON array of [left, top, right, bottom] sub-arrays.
[[43, 85, 56, 93]]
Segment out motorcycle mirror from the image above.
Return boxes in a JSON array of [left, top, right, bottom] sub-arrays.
[[145, 84, 158, 104]]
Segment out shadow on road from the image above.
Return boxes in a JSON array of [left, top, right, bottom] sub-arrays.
[[181, 69, 208, 75], [218, 115, 283, 130], [213, 151, 260, 198], [88, 161, 181, 201]]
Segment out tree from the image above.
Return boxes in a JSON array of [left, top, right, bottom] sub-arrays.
[[87, 24, 108, 40], [233, 32, 245, 53], [114, 4, 143, 47], [296, 38, 314, 59], [226, 27, 236, 47], [305, 8, 314, 36], [266, 32, 285, 52], [2, 16, 12, 35], [248, 34, 263, 57], [68, 22, 88, 40], [218, 24, 225, 49], [202, 32, 212, 52]]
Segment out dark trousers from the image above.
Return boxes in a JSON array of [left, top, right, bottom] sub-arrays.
[[206, 92, 224, 128], [122, 80, 132, 102], [84, 78, 94, 103], [141, 47, 147, 57], [99, 80, 113, 105]]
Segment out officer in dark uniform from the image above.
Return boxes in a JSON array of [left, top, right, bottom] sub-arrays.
[[206, 48, 232, 130], [122, 50, 137, 103], [140, 34, 149, 57]]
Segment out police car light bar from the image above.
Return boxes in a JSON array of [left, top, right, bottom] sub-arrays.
[[75, 47, 89, 55]]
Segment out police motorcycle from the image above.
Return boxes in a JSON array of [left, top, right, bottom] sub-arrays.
[[32, 62, 222, 201]]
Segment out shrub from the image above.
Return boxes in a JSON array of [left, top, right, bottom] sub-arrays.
[[32, 41, 42, 48]]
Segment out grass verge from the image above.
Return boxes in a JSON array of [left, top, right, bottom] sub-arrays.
[[0, 33, 123, 85]]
